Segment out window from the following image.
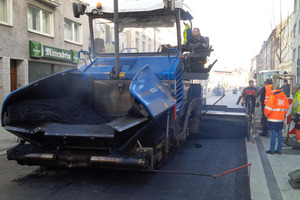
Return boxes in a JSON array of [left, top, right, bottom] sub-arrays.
[[91, 15, 177, 55], [148, 39, 151, 52], [64, 18, 81, 43], [298, 46, 300, 59], [293, 48, 296, 62], [0, 0, 12, 25], [135, 32, 139, 49], [294, 24, 297, 38], [28, 4, 52, 36], [142, 35, 146, 52]]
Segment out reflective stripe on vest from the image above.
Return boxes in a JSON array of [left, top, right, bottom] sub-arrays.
[[272, 109, 288, 111], [183, 24, 189, 44], [265, 106, 288, 112], [265, 105, 272, 111], [264, 96, 270, 102], [267, 119, 284, 122], [264, 84, 272, 104]]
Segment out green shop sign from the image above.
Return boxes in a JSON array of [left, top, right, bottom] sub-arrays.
[[29, 41, 41, 58], [43, 45, 72, 62], [71, 50, 79, 64]]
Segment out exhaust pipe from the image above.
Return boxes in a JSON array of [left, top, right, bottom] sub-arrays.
[[90, 156, 147, 168], [24, 153, 55, 161]]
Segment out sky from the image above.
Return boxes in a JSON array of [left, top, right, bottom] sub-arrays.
[[185, 0, 294, 70], [88, 0, 293, 70]]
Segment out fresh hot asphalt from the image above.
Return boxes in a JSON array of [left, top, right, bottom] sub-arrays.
[[0, 91, 251, 200]]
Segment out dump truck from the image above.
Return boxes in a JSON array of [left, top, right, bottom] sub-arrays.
[[1, 0, 247, 170]]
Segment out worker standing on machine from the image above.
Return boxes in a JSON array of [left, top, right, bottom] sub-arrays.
[[264, 84, 289, 154], [291, 84, 300, 149], [256, 78, 273, 136]]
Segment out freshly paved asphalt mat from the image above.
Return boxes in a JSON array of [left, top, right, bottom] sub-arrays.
[[0, 135, 250, 200]]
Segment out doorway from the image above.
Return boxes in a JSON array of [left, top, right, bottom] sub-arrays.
[[10, 60, 17, 92]]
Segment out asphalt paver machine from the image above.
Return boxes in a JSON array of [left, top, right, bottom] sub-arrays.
[[1, 0, 247, 170]]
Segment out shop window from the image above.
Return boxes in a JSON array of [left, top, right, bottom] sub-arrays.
[[0, 0, 12, 26], [29, 62, 73, 83], [27, 4, 52, 36], [64, 18, 81, 44]]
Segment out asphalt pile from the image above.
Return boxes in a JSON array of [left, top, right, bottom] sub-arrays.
[[7, 97, 107, 126]]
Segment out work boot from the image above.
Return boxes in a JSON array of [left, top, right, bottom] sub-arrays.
[[275, 151, 282, 155], [266, 150, 275, 155]]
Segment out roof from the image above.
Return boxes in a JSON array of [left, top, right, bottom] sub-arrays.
[[87, 0, 193, 20], [90, 0, 165, 13], [89, 0, 189, 12]]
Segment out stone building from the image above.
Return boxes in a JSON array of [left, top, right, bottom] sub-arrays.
[[0, 0, 90, 105], [293, 0, 300, 82]]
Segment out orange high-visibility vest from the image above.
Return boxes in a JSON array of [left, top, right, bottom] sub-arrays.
[[264, 84, 272, 104], [264, 90, 289, 122]]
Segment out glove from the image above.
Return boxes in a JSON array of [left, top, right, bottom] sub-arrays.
[[241, 102, 244, 107], [256, 102, 259, 107], [292, 118, 297, 123]]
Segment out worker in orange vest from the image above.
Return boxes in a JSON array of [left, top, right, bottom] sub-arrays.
[[264, 84, 289, 154], [264, 79, 273, 104], [256, 78, 273, 136]]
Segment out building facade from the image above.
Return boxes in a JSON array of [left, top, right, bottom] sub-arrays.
[[252, 12, 293, 84], [0, 0, 90, 105], [275, 14, 293, 73], [293, 0, 300, 82], [255, 29, 276, 73]]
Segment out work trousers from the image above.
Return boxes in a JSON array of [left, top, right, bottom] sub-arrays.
[[270, 128, 283, 152], [261, 104, 268, 136]]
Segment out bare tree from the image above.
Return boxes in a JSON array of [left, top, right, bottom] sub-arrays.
[[272, 0, 292, 73]]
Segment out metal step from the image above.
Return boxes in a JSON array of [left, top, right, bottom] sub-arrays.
[[42, 123, 114, 138]]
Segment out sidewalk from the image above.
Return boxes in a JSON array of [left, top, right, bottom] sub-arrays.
[[247, 123, 300, 200], [0, 126, 18, 155]]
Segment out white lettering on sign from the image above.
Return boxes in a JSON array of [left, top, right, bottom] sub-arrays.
[[44, 47, 71, 60], [33, 49, 41, 53]]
